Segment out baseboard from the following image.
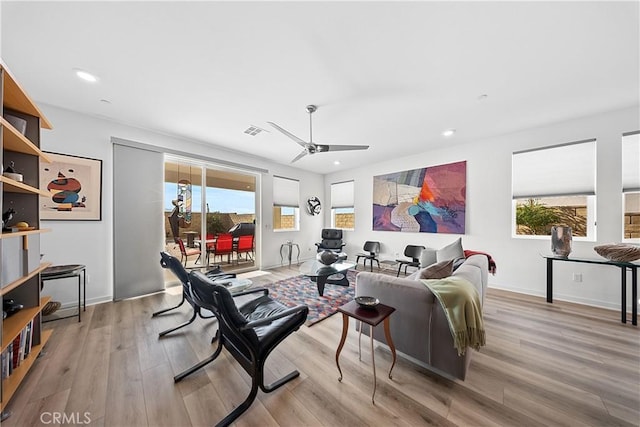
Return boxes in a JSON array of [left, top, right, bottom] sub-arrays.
[[487, 283, 630, 312]]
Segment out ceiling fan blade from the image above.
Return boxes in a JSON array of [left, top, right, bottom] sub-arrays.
[[290, 149, 309, 163], [316, 144, 369, 152], [267, 122, 307, 148]]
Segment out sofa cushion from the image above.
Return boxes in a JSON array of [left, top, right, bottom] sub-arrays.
[[419, 259, 454, 279], [437, 237, 464, 262], [420, 248, 437, 267]]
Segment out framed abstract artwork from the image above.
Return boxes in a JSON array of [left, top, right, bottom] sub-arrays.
[[39, 152, 103, 221], [373, 160, 466, 234]]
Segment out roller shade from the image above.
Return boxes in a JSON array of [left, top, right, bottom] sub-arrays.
[[273, 175, 299, 207], [331, 180, 354, 208], [622, 132, 640, 193], [512, 139, 596, 199]]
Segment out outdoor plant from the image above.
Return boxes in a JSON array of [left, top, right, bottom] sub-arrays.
[[206, 212, 227, 235], [516, 199, 561, 235]]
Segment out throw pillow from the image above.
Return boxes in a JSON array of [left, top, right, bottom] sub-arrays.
[[419, 259, 454, 279], [420, 248, 437, 267], [437, 237, 464, 262]]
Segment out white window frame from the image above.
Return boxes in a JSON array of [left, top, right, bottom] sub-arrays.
[[512, 139, 597, 241], [331, 181, 355, 230], [622, 131, 640, 242], [273, 176, 300, 232]]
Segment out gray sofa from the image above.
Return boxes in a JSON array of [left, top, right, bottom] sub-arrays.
[[355, 254, 489, 380]]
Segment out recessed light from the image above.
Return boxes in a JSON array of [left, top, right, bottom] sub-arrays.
[[73, 68, 98, 83], [100, 99, 111, 104], [334, 161, 341, 165], [442, 129, 456, 137], [478, 94, 488, 101]]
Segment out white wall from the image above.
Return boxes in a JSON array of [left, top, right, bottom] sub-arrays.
[[325, 106, 640, 311], [39, 105, 324, 307], [34, 104, 640, 311]]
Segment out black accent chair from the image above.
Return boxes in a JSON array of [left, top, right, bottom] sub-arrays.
[[396, 245, 425, 277], [153, 252, 235, 337], [175, 271, 308, 427], [355, 241, 381, 272], [315, 228, 346, 253]]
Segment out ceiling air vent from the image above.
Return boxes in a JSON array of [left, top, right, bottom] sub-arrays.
[[244, 125, 268, 136]]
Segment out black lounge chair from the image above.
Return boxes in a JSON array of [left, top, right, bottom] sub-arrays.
[[175, 270, 308, 427], [153, 252, 235, 337]]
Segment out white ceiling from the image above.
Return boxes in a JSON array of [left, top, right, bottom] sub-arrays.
[[2, 1, 638, 174]]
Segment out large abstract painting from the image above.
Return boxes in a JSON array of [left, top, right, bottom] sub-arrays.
[[40, 152, 103, 221], [373, 160, 466, 234]]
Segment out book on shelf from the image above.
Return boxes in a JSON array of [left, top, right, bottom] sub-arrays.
[[11, 335, 20, 370], [1, 320, 36, 378], [24, 320, 33, 358]]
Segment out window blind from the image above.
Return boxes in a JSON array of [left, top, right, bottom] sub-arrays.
[[512, 139, 596, 199], [622, 132, 640, 193], [331, 180, 354, 208], [273, 176, 299, 207]]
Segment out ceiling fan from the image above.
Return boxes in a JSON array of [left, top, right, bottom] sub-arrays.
[[268, 105, 369, 163]]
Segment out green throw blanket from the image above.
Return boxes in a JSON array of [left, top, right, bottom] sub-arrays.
[[421, 276, 485, 356]]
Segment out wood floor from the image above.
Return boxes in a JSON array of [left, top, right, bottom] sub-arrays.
[[3, 265, 639, 426]]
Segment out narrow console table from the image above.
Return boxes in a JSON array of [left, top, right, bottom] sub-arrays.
[[543, 255, 637, 326], [41, 264, 86, 322]]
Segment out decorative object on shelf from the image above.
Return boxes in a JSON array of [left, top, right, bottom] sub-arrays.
[[355, 296, 379, 309], [318, 250, 339, 266], [2, 299, 24, 317], [39, 152, 103, 221], [594, 243, 640, 262], [306, 196, 322, 216], [4, 113, 27, 135], [373, 160, 466, 234], [1, 208, 15, 231], [2, 161, 23, 182], [551, 226, 572, 258]]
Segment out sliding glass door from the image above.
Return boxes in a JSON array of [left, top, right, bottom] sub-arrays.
[[163, 157, 258, 284]]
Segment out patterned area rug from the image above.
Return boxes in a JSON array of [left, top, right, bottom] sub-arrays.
[[262, 270, 358, 326]]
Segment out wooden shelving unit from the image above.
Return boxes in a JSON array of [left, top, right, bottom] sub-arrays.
[[0, 263, 51, 296], [1, 297, 51, 350], [0, 176, 50, 197], [1, 59, 53, 414], [1, 61, 52, 130], [0, 330, 52, 412], [0, 229, 51, 241], [0, 117, 51, 161]]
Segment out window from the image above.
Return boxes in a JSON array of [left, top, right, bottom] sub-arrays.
[[512, 139, 596, 239], [273, 176, 299, 231], [622, 132, 640, 241], [331, 181, 355, 230]]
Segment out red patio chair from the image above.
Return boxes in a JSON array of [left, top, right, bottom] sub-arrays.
[[176, 237, 201, 267], [235, 235, 254, 263], [212, 234, 234, 264]]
